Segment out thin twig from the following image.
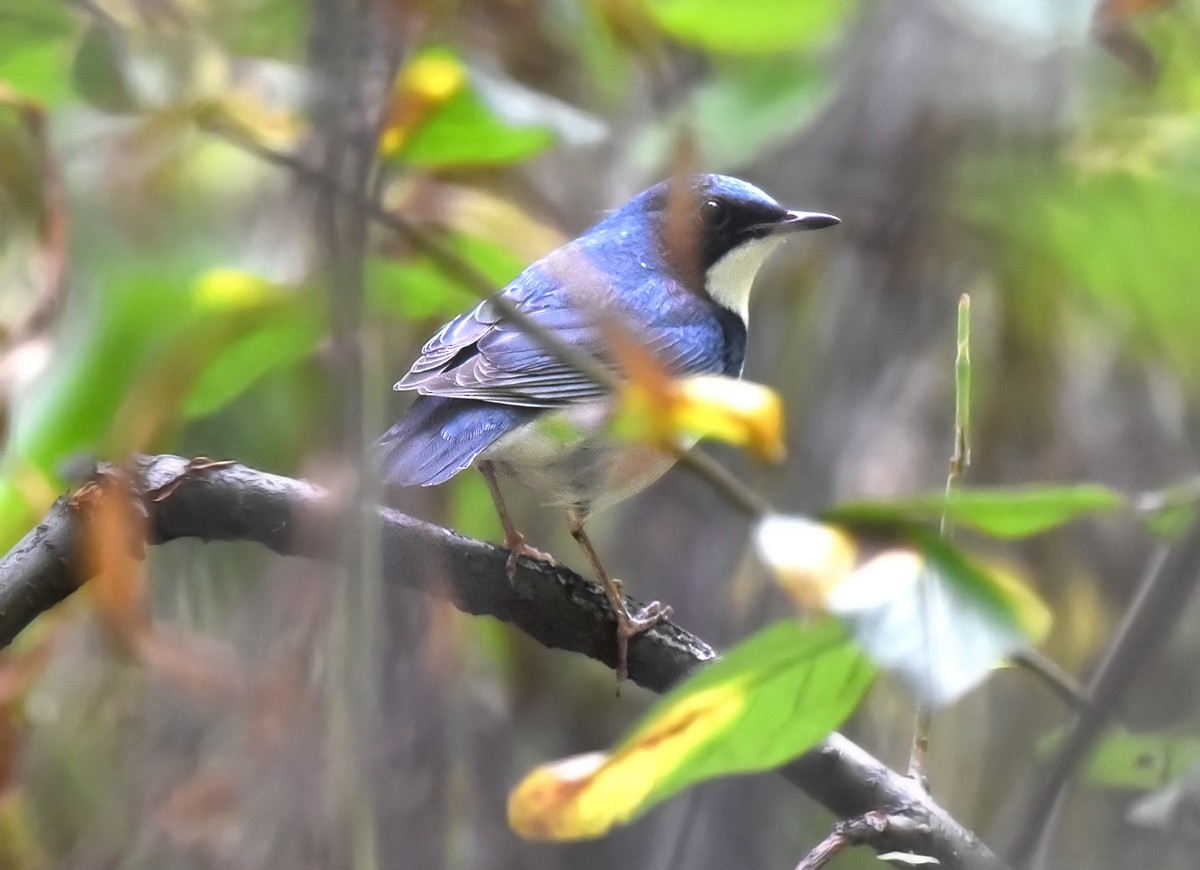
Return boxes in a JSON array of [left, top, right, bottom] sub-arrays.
[[1008, 526, 1200, 866], [1008, 648, 1088, 711], [793, 812, 890, 870], [909, 294, 972, 785], [793, 823, 855, 870]]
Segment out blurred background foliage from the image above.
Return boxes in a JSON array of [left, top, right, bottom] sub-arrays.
[[1, 0, 1200, 868]]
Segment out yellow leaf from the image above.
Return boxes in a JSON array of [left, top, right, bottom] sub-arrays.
[[595, 312, 786, 459], [614, 373, 786, 461], [509, 681, 747, 839], [672, 375, 786, 461], [380, 50, 468, 155], [191, 269, 286, 312]]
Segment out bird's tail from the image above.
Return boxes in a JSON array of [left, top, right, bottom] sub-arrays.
[[376, 395, 536, 487]]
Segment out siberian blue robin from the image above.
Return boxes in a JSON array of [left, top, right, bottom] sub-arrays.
[[379, 174, 838, 677]]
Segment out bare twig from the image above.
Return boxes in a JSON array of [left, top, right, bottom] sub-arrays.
[[1007, 525, 1200, 866], [794, 812, 886, 870], [0, 455, 1010, 870]]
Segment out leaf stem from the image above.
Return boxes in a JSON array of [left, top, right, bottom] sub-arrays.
[[909, 294, 972, 785]]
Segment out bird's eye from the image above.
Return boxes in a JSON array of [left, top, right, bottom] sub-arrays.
[[703, 199, 728, 227]]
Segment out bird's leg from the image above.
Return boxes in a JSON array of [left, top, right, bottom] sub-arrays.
[[567, 507, 672, 681], [478, 460, 555, 581]]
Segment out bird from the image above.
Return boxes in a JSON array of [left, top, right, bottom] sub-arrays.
[[378, 174, 838, 678]]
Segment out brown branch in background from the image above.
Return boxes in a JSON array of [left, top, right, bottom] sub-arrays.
[[1007, 523, 1200, 867], [0, 455, 1010, 870]]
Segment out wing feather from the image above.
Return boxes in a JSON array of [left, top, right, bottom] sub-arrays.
[[394, 245, 737, 408]]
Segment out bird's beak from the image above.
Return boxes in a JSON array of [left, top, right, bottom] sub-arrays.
[[776, 210, 840, 232], [747, 210, 840, 238]]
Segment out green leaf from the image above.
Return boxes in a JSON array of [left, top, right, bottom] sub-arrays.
[[635, 58, 829, 169], [830, 531, 1048, 705], [0, 263, 296, 548], [755, 514, 1052, 705], [70, 24, 137, 111], [972, 151, 1200, 389], [0, 1, 75, 104], [1039, 726, 1200, 791], [825, 484, 1126, 539], [1141, 488, 1200, 541], [398, 85, 554, 168], [647, 0, 854, 54], [1088, 729, 1200, 791], [183, 306, 322, 419], [508, 620, 875, 839], [365, 235, 525, 322]]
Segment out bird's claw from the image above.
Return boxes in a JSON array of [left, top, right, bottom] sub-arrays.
[[504, 536, 556, 582], [618, 601, 673, 639], [614, 599, 673, 682]]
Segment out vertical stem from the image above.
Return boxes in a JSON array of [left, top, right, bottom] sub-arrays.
[[909, 293, 972, 785]]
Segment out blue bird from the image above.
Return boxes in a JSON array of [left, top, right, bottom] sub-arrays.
[[379, 174, 838, 677]]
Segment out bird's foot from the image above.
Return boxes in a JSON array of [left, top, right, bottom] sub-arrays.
[[504, 533, 556, 582], [613, 598, 674, 683]]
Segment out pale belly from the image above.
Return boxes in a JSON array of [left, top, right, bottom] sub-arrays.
[[478, 402, 685, 514]]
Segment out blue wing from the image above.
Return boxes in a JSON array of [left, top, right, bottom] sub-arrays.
[[395, 241, 744, 408], [379, 232, 747, 487], [377, 395, 537, 486]]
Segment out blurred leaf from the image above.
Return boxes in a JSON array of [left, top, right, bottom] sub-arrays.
[[1092, 0, 1180, 79], [1042, 172, 1200, 383], [508, 620, 873, 840], [953, 0, 1094, 44], [70, 24, 137, 111], [380, 48, 468, 156], [0, 0, 74, 104], [1129, 763, 1200, 830], [603, 315, 786, 460], [1039, 725, 1200, 790], [756, 515, 1051, 705], [1087, 728, 1200, 790], [976, 155, 1200, 387], [366, 235, 525, 321], [211, 0, 311, 59], [0, 39, 74, 106], [183, 306, 321, 419], [383, 48, 555, 167], [646, 0, 853, 54], [0, 263, 298, 548], [637, 58, 828, 169], [825, 484, 1127, 539], [450, 471, 501, 543], [431, 184, 564, 264], [471, 67, 606, 147], [1138, 481, 1200, 540], [753, 514, 860, 610], [614, 374, 786, 461]]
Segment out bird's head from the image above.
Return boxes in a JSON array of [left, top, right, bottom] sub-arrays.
[[614, 174, 839, 321]]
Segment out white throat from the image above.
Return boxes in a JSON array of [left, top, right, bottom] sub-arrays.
[[704, 236, 786, 322]]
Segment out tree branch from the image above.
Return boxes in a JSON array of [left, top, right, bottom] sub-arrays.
[[0, 455, 1008, 869], [1007, 521, 1200, 867]]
